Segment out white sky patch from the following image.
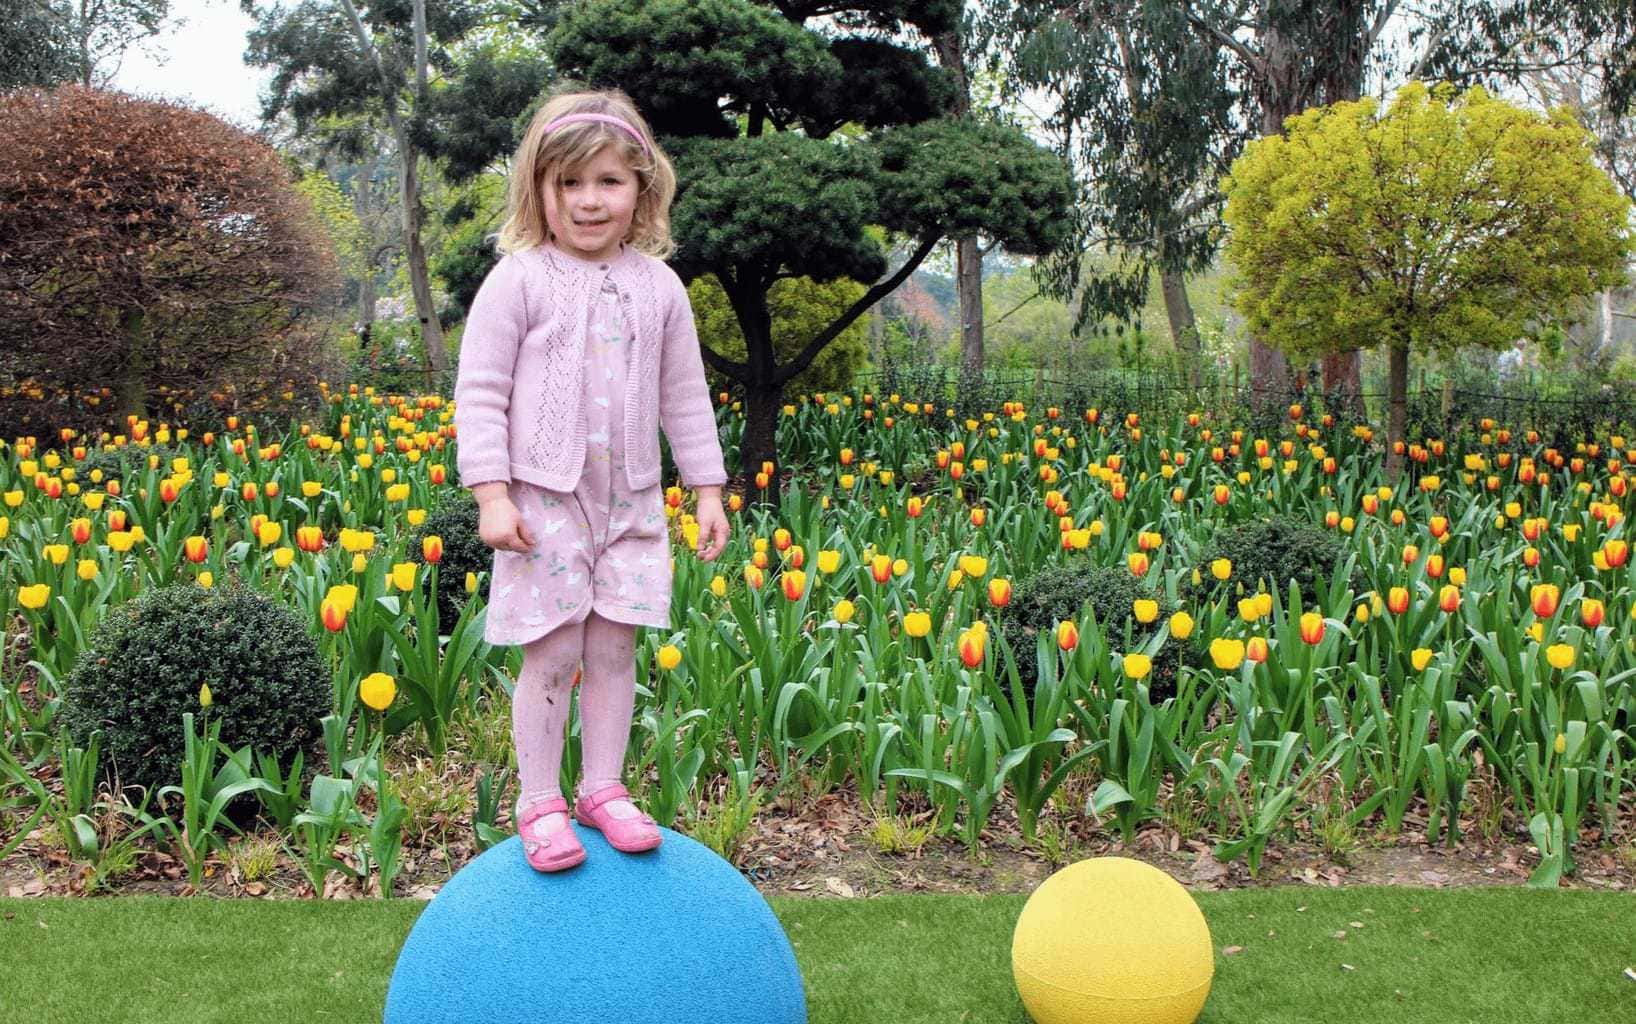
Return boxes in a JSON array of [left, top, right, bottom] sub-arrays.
[[109, 0, 272, 131]]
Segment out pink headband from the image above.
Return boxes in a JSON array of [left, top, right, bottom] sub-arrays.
[[542, 113, 651, 157]]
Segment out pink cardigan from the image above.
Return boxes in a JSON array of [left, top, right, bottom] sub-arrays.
[[452, 241, 729, 493]]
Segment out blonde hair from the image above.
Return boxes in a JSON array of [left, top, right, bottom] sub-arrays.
[[497, 83, 677, 260]]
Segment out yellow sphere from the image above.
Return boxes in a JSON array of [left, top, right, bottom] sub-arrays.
[[1012, 857, 1213, 1024]]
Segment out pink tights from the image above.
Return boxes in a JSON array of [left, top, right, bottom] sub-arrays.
[[512, 610, 644, 836]]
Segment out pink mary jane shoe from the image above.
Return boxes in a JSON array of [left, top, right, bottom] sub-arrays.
[[573, 784, 662, 853], [517, 795, 586, 873]]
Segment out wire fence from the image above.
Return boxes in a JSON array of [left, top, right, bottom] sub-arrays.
[[347, 359, 1636, 446]]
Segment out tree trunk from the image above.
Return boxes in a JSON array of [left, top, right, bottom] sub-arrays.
[[932, 28, 984, 389], [1321, 349, 1363, 418], [118, 306, 151, 422], [957, 236, 983, 380], [397, 140, 447, 383], [1387, 342, 1408, 481], [1160, 268, 1201, 388]]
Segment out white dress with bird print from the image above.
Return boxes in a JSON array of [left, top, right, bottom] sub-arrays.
[[484, 274, 672, 646]]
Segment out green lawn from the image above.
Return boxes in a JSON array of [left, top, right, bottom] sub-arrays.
[[1, 887, 1631, 1023]]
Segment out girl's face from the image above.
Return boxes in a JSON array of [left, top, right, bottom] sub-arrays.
[[542, 145, 641, 263]]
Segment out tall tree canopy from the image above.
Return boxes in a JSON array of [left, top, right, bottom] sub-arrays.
[[1222, 82, 1633, 477]]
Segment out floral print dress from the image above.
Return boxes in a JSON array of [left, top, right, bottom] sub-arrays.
[[484, 276, 672, 646]]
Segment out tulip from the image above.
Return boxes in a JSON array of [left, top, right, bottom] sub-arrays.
[[904, 610, 932, 638], [42, 544, 69, 566], [1169, 611, 1195, 640], [17, 583, 50, 610], [422, 535, 444, 564], [958, 628, 985, 669], [1127, 552, 1150, 577], [1438, 585, 1461, 613], [958, 554, 988, 578], [76, 559, 97, 581], [1545, 644, 1575, 671], [1531, 583, 1560, 618], [390, 561, 417, 591], [743, 564, 764, 589], [321, 597, 348, 632], [657, 645, 682, 671], [870, 554, 893, 584], [70, 517, 92, 544], [1425, 553, 1444, 579], [468, 571, 481, 595], [1411, 648, 1434, 672], [297, 525, 324, 553], [988, 577, 1012, 608], [1246, 636, 1269, 663], [833, 599, 855, 623], [1056, 620, 1079, 651], [1133, 599, 1159, 624], [1582, 598, 1605, 629], [1298, 612, 1325, 645], [816, 549, 841, 574], [781, 569, 807, 601], [1209, 638, 1245, 671], [1122, 653, 1152, 679], [1604, 539, 1629, 568], [199, 683, 212, 709], [1211, 558, 1232, 581], [359, 672, 397, 711]]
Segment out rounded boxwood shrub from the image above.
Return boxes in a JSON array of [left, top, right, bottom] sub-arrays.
[[407, 486, 489, 626], [60, 581, 330, 818], [996, 563, 1182, 702], [1189, 515, 1354, 610]]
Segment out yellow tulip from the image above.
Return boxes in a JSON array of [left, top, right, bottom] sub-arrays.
[[656, 645, 682, 671], [1211, 558, 1232, 581], [816, 549, 842, 574], [272, 546, 295, 569], [710, 575, 728, 598], [76, 559, 98, 581], [1169, 611, 1195, 640], [1122, 653, 1152, 679], [1209, 638, 1245, 671], [390, 561, 417, 591], [17, 583, 50, 610], [833, 598, 855, 624], [1545, 644, 1575, 671], [1133, 599, 1158, 624], [198, 571, 214, 589], [1411, 648, 1434, 672], [199, 683, 213, 709], [359, 672, 397, 711], [904, 610, 932, 638], [257, 521, 282, 546], [42, 544, 68, 565], [106, 531, 136, 552]]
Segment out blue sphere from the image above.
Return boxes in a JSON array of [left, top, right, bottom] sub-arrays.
[[385, 824, 807, 1024]]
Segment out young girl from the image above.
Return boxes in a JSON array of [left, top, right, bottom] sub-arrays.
[[453, 85, 730, 873]]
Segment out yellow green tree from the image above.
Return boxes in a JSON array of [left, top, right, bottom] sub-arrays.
[[1222, 81, 1633, 477], [687, 275, 869, 400]]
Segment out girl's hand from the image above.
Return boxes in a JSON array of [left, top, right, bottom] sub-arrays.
[[694, 493, 730, 561], [478, 496, 536, 553]]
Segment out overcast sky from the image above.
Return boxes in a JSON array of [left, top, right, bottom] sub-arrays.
[[110, 0, 271, 130]]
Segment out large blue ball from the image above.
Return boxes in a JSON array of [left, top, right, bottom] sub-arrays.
[[385, 825, 807, 1024]]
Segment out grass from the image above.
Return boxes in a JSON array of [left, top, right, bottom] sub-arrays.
[[1, 887, 1632, 1022]]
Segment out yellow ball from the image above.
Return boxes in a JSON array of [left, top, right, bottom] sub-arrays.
[[1012, 857, 1214, 1024]]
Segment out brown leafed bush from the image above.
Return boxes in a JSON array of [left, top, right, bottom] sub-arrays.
[[0, 85, 345, 440]]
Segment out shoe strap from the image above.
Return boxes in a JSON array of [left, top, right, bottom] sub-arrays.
[[518, 794, 570, 825], [576, 783, 631, 814]]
